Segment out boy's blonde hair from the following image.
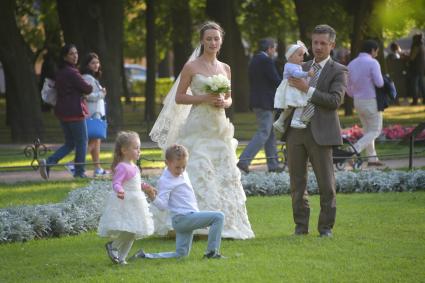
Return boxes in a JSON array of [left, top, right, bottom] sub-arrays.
[[111, 131, 140, 171], [165, 144, 189, 161]]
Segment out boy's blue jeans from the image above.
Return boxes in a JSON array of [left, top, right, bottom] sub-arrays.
[[144, 211, 224, 258], [47, 120, 88, 176]]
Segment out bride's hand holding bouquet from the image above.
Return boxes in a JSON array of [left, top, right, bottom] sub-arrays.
[[203, 74, 231, 108]]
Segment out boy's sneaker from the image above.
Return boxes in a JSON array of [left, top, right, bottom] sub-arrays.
[[64, 162, 75, 176], [39, 159, 49, 180], [203, 251, 227, 259], [94, 168, 108, 177], [290, 119, 307, 129]]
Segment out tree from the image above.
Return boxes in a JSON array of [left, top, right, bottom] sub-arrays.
[[171, 0, 193, 76], [206, 0, 250, 112], [56, 0, 124, 133], [144, 0, 156, 121], [0, 0, 44, 142]]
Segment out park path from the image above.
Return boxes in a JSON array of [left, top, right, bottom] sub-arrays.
[[1, 142, 425, 184]]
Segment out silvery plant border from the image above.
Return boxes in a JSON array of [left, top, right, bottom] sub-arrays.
[[1, 170, 424, 243]]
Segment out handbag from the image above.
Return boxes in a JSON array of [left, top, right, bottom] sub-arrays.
[[375, 74, 398, 111], [86, 113, 107, 139], [41, 78, 57, 106]]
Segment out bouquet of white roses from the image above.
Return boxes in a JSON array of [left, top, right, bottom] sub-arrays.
[[204, 74, 231, 94]]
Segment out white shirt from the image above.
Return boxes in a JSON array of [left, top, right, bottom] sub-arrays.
[[152, 169, 199, 217]]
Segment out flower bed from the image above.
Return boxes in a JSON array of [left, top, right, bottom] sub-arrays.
[[1, 170, 424, 243], [341, 124, 425, 143]]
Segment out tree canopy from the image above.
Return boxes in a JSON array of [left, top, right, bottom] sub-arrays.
[[0, 0, 424, 141]]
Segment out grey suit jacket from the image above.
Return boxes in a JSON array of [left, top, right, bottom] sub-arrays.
[[282, 58, 348, 146]]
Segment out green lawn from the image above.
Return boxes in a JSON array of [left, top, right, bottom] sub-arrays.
[[0, 192, 424, 282]]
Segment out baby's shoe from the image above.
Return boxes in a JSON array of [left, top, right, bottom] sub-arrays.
[[290, 119, 307, 129], [273, 120, 285, 133]]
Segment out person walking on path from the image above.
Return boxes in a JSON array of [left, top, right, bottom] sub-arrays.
[[347, 40, 384, 167], [407, 33, 425, 105], [39, 44, 93, 179], [237, 38, 282, 174], [282, 24, 348, 237], [80, 52, 108, 177]]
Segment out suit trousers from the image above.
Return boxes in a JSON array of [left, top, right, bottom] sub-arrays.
[[286, 126, 336, 233], [144, 211, 224, 259]]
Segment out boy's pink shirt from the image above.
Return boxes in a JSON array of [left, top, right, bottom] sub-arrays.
[[112, 162, 138, 193]]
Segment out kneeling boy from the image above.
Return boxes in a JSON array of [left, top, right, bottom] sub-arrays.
[[131, 144, 225, 259]]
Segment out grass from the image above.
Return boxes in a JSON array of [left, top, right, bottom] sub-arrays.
[[0, 179, 90, 208], [0, 192, 424, 282]]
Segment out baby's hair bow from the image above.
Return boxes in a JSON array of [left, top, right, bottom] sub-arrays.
[[296, 40, 309, 56]]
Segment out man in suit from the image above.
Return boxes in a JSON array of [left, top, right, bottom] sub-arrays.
[[237, 38, 282, 173], [283, 25, 348, 237]]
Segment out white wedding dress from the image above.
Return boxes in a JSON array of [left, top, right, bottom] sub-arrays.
[[175, 74, 254, 239]]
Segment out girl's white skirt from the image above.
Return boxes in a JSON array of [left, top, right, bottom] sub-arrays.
[[98, 189, 154, 239]]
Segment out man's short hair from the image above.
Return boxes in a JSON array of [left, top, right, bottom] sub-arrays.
[[259, 38, 276, 52], [361, 40, 379, 53], [312, 24, 336, 43]]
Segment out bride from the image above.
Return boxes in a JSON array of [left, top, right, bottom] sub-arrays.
[[150, 21, 254, 239]]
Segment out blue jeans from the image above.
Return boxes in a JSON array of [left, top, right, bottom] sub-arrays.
[[144, 211, 224, 258], [47, 120, 88, 176], [238, 108, 279, 170]]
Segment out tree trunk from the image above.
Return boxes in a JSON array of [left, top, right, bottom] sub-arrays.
[[206, 0, 250, 113], [346, 0, 384, 116], [293, 0, 315, 45], [171, 0, 192, 77], [56, 0, 124, 134], [0, 0, 44, 142], [145, 0, 156, 121]]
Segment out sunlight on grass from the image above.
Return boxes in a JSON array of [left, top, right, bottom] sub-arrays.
[[0, 179, 90, 208]]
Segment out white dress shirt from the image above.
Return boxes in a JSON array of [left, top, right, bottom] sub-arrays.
[[152, 169, 199, 217]]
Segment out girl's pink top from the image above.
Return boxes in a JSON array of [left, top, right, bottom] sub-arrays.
[[112, 162, 138, 193]]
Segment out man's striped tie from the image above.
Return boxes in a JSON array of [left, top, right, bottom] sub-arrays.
[[301, 62, 321, 122]]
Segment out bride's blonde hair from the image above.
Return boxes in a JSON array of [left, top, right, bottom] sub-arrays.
[[199, 21, 225, 56]]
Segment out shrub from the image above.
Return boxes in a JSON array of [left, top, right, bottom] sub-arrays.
[[1, 170, 424, 243]]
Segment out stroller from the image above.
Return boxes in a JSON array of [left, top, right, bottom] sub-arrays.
[[277, 136, 363, 171], [332, 136, 363, 170]]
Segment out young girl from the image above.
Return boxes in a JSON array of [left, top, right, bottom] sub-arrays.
[[273, 41, 313, 132], [97, 131, 154, 265]]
